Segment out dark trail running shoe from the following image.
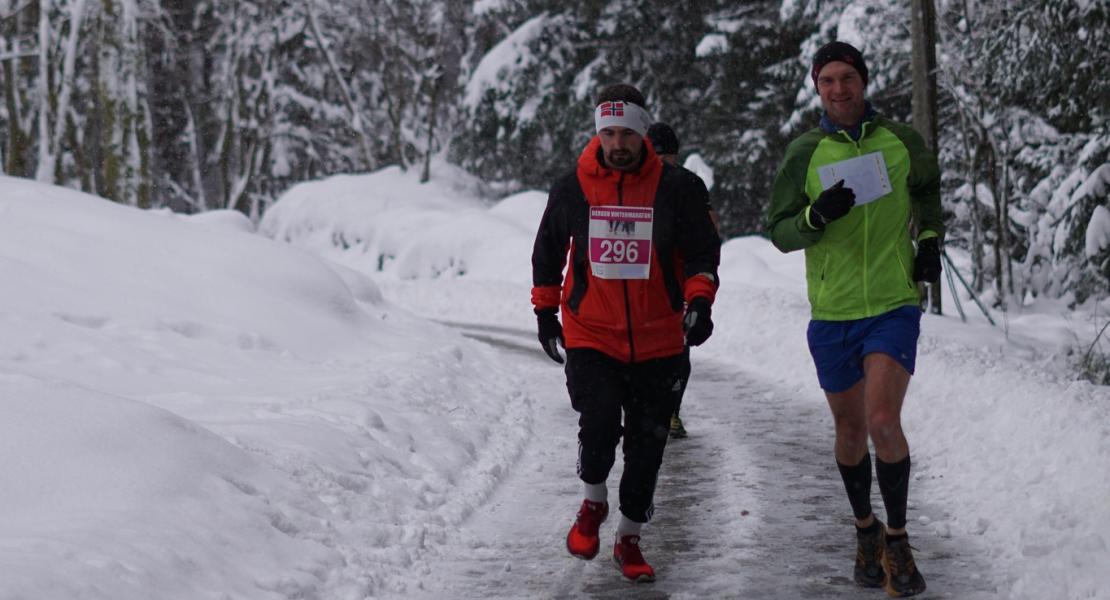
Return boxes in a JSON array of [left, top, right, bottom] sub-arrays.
[[854, 521, 886, 587], [882, 534, 927, 597]]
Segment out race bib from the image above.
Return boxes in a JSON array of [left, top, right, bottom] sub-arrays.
[[588, 206, 653, 279]]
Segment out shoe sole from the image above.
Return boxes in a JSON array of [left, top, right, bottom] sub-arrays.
[[883, 581, 926, 598]]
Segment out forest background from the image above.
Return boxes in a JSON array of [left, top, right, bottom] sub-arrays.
[[2, 0, 1108, 322]]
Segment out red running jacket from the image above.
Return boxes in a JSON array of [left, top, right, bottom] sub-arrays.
[[531, 136, 720, 363]]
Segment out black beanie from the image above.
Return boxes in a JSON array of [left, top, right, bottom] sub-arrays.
[[811, 41, 868, 87], [646, 122, 679, 155]]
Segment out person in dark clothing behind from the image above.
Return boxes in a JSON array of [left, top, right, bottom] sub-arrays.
[[646, 121, 680, 166], [765, 41, 943, 598], [532, 84, 721, 583], [644, 121, 721, 440]]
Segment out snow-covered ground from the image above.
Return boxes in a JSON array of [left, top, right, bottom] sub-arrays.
[[1, 162, 1107, 599]]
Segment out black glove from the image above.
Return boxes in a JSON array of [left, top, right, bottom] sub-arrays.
[[536, 308, 565, 364], [809, 179, 856, 228], [913, 238, 942, 283], [683, 297, 714, 347]]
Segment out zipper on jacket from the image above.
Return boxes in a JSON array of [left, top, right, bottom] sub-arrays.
[[859, 122, 872, 314], [618, 172, 636, 362], [814, 253, 831, 308], [841, 123, 873, 314]]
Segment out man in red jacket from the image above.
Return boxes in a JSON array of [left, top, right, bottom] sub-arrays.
[[531, 83, 720, 582]]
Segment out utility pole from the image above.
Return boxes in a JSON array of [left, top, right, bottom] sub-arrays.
[[911, 0, 942, 314]]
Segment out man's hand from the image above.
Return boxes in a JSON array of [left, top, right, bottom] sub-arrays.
[[810, 179, 856, 228], [913, 238, 942, 283], [683, 297, 713, 347], [536, 308, 565, 364]]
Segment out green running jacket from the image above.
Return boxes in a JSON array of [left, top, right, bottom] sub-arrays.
[[766, 116, 944, 321]]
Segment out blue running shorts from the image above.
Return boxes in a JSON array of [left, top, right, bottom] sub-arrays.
[[806, 305, 922, 393]]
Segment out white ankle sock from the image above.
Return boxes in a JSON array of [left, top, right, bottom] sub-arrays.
[[584, 482, 607, 504], [616, 515, 643, 538]]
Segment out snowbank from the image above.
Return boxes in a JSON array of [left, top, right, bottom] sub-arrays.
[[260, 166, 539, 281], [0, 175, 531, 599]]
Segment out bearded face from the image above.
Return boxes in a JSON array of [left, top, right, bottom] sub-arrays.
[[598, 126, 644, 171]]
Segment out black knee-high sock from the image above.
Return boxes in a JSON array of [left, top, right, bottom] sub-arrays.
[[836, 453, 873, 521], [876, 455, 911, 530]]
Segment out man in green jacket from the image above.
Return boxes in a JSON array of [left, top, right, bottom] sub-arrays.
[[765, 41, 943, 598]]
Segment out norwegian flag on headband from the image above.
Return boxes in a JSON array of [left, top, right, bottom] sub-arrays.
[[594, 100, 651, 136], [598, 101, 625, 118]]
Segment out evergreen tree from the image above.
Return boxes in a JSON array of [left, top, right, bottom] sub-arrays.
[[695, 1, 809, 234], [938, 0, 1109, 305]]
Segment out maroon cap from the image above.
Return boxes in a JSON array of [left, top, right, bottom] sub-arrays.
[[811, 41, 868, 87]]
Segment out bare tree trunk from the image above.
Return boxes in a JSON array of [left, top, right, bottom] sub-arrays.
[[956, 106, 985, 291], [34, 0, 51, 179], [988, 138, 1005, 307], [911, 0, 942, 313], [420, 72, 440, 184], [183, 99, 208, 210], [1000, 144, 1014, 297], [383, 64, 407, 170], [35, 0, 87, 183], [2, 9, 32, 176], [380, 2, 409, 171], [120, 0, 149, 208], [87, 12, 102, 195], [911, 0, 939, 151], [306, 2, 374, 171]]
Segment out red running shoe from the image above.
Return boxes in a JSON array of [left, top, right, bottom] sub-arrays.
[[565, 500, 608, 560], [612, 534, 655, 582]]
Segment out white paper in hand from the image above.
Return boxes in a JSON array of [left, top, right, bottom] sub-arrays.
[[816, 151, 893, 205]]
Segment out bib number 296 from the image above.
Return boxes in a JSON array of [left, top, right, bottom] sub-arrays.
[[598, 239, 639, 263]]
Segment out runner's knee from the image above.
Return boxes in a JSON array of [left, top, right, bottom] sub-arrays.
[[867, 409, 902, 443]]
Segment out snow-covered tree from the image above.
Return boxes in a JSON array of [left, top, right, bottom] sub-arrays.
[[938, 0, 1109, 306], [693, 1, 809, 234]]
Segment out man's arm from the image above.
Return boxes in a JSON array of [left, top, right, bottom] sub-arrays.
[[531, 177, 574, 311], [902, 126, 945, 244], [765, 132, 825, 253], [674, 171, 721, 303]]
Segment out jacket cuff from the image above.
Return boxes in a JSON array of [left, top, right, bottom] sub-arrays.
[[684, 274, 717, 304], [917, 230, 940, 242], [794, 206, 823, 233], [531, 285, 561, 311], [803, 206, 823, 231]]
